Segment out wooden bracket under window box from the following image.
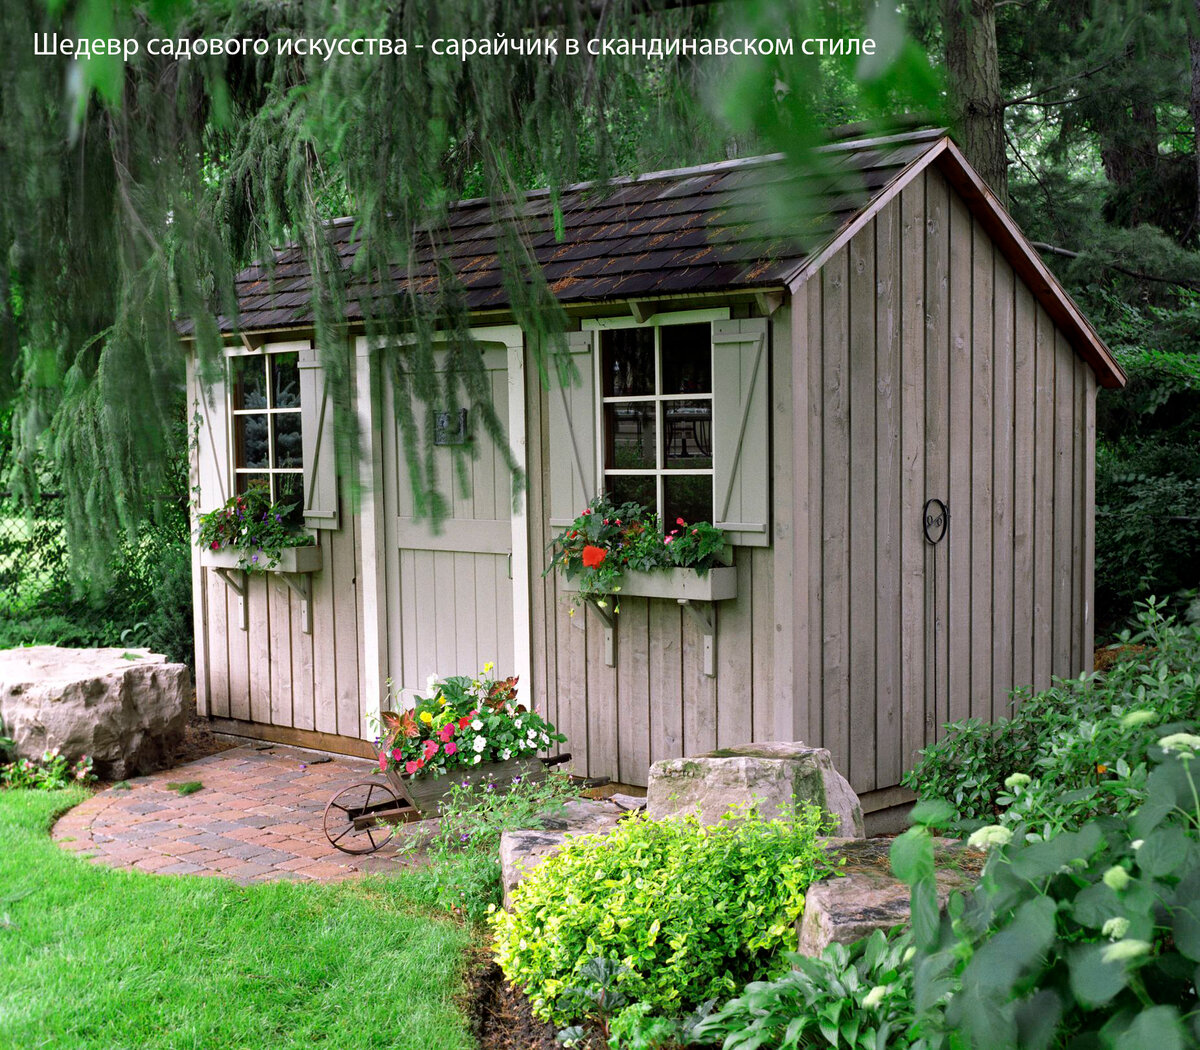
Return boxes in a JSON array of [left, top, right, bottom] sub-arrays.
[[561, 565, 737, 675], [200, 544, 322, 634]]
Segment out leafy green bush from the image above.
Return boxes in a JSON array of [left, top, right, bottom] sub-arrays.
[[903, 600, 1200, 835], [403, 770, 578, 922], [691, 930, 929, 1050], [1, 748, 96, 789], [489, 808, 829, 1026], [894, 739, 1200, 1050]]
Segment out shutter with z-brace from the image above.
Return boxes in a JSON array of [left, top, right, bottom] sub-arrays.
[[298, 345, 341, 530], [712, 318, 770, 547], [547, 331, 597, 527]]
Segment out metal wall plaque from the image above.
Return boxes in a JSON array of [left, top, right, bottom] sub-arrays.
[[434, 408, 469, 446], [923, 498, 948, 544]]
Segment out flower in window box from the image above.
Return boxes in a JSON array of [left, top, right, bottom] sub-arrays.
[[582, 545, 607, 568]]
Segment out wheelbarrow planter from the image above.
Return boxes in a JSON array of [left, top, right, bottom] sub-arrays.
[[390, 756, 549, 818]]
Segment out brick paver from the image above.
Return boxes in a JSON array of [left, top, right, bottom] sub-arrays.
[[52, 744, 415, 884]]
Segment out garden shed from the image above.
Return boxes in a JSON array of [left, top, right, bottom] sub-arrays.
[[187, 127, 1125, 818]]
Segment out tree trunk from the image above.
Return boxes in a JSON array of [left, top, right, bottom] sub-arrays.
[[1190, 0, 1200, 240], [942, 0, 1008, 207]]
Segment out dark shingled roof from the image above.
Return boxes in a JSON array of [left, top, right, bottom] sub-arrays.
[[223, 127, 947, 333]]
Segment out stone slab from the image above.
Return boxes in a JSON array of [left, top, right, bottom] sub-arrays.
[[645, 741, 865, 838]]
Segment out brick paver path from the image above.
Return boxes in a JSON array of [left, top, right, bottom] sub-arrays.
[[52, 743, 414, 883]]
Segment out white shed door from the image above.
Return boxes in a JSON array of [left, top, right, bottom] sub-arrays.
[[390, 345, 516, 702]]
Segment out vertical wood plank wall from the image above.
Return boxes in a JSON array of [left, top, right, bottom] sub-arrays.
[[190, 339, 367, 748], [802, 167, 1096, 797], [527, 316, 786, 786]]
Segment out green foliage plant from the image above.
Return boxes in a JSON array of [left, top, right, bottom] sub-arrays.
[[892, 740, 1200, 1050], [489, 806, 829, 1027], [195, 486, 314, 571], [546, 494, 728, 607], [372, 664, 565, 779], [1, 748, 95, 790], [690, 929, 933, 1050], [404, 769, 577, 922], [902, 599, 1200, 835]]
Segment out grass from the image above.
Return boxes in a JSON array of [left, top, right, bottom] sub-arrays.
[[0, 787, 475, 1049]]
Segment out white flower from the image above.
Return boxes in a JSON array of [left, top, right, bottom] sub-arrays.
[[1158, 733, 1200, 755], [1004, 773, 1032, 790], [501, 749, 511, 761], [473, 736, 487, 753], [1102, 917, 1130, 941], [1102, 865, 1132, 892], [473, 755, 482, 764], [472, 719, 484, 731], [861, 986, 887, 1009], [514, 717, 523, 729], [425, 671, 440, 692], [1131, 839, 1144, 850], [1101, 939, 1152, 963], [968, 825, 1013, 850], [1121, 710, 1157, 728]]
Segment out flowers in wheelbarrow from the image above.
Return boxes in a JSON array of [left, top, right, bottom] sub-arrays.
[[374, 664, 566, 779]]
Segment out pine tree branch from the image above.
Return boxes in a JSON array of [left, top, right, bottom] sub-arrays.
[[1004, 59, 1120, 109], [1030, 242, 1200, 290]]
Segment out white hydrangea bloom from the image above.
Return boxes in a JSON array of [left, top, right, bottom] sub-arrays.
[[1003, 773, 1032, 790], [1102, 865, 1132, 892], [1102, 917, 1130, 941], [861, 986, 887, 1009], [1101, 939, 1151, 963], [1158, 733, 1200, 755], [967, 825, 1013, 850]]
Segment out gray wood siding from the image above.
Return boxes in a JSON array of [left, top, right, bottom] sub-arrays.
[[528, 315, 787, 786], [800, 167, 1097, 795], [188, 341, 366, 747]]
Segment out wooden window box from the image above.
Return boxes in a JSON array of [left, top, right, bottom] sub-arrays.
[[200, 544, 322, 574], [560, 565, 737, 675], [200, 544, 322, 633]]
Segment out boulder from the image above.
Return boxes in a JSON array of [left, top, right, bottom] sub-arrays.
[[0, 647, 189, 778], [499, 799, 626, 908], [796, 837, 984, 956], [645, 742, 865, 837]]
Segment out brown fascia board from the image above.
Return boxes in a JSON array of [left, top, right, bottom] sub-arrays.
[[785, 136, 1126, 390]]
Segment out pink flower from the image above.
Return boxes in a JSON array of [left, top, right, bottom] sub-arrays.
[[405, 759, 421, 775], [582, 508, 592, 515], [424, 739, 439, 759], [664, 535, 674, 544], [378, 753, 388, 771], [437, 724, 455, 743], [676, 517, 686, 526], [391, 748, 403, 761], [603, 519, 610, 525], [444, 741, 458, 756]]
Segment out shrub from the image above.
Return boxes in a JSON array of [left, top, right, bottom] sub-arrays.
[[903, 599, 1200, 835], [1, 748, 96, 790], [489, 807, 829, 1026], [690, 930, 931, 1050], [402, 770, 578, 922], [894, 739, 1200, 1050]]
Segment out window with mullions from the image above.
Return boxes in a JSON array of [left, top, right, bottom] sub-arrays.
[[600, 322, 714, 526], [230, 351, 304, 519]]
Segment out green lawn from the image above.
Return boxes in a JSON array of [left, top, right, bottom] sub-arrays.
[[0, 787, 474, 1049]]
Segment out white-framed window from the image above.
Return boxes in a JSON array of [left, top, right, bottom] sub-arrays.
[[598, 321, 714, 526], [229, 349, 305, 517]]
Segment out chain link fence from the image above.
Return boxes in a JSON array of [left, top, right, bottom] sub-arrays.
[[0, 493, 69, 618]]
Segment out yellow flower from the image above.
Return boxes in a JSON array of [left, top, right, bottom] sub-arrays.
[[483, 661, 495, 674], [420, 711, 433, 725], [437, 693, 447, 706]]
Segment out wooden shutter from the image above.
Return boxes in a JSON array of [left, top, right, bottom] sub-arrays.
[[194, 359, 231, 513], [298, 344, 341, 530], [712, 318, 770, 546], [547, 330, 597, 527]]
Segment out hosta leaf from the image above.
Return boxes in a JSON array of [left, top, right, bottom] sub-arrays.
[[1068, 943, 1128, 1007], [1113, 1006, 1185, 1050]]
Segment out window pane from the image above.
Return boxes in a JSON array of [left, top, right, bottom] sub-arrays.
[[235, 414, 269, 468], [661, 323, 712, 394], [601, 328, 655, 397], [231, 356, 267, 410], [236, 473, 269, 496], [270, 352, 301, 408], [604, 402, 656, 470], [276, 473, 306, 523], [663, 475, 713, 528], [663, 399, 713, 469], [605, 474, 655, 514], [273, 412, 303, 468]]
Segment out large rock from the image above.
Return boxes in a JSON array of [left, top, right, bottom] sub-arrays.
[[646, 742, 865, 837], [796, 838, 984, 956], [499, 799, 626, 908], [0, 647, 189, 778]]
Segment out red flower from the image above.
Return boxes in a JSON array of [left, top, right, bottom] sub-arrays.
[[603, 519, 609, 525], [582, 545, 607, 569], [676, 517, 686, 526], [437, 724, 455, 743], [582, 508, 592, 515], [458, 715, 472, 730]]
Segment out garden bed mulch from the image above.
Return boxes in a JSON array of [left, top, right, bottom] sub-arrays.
[[463, 948, 606, 1050]]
